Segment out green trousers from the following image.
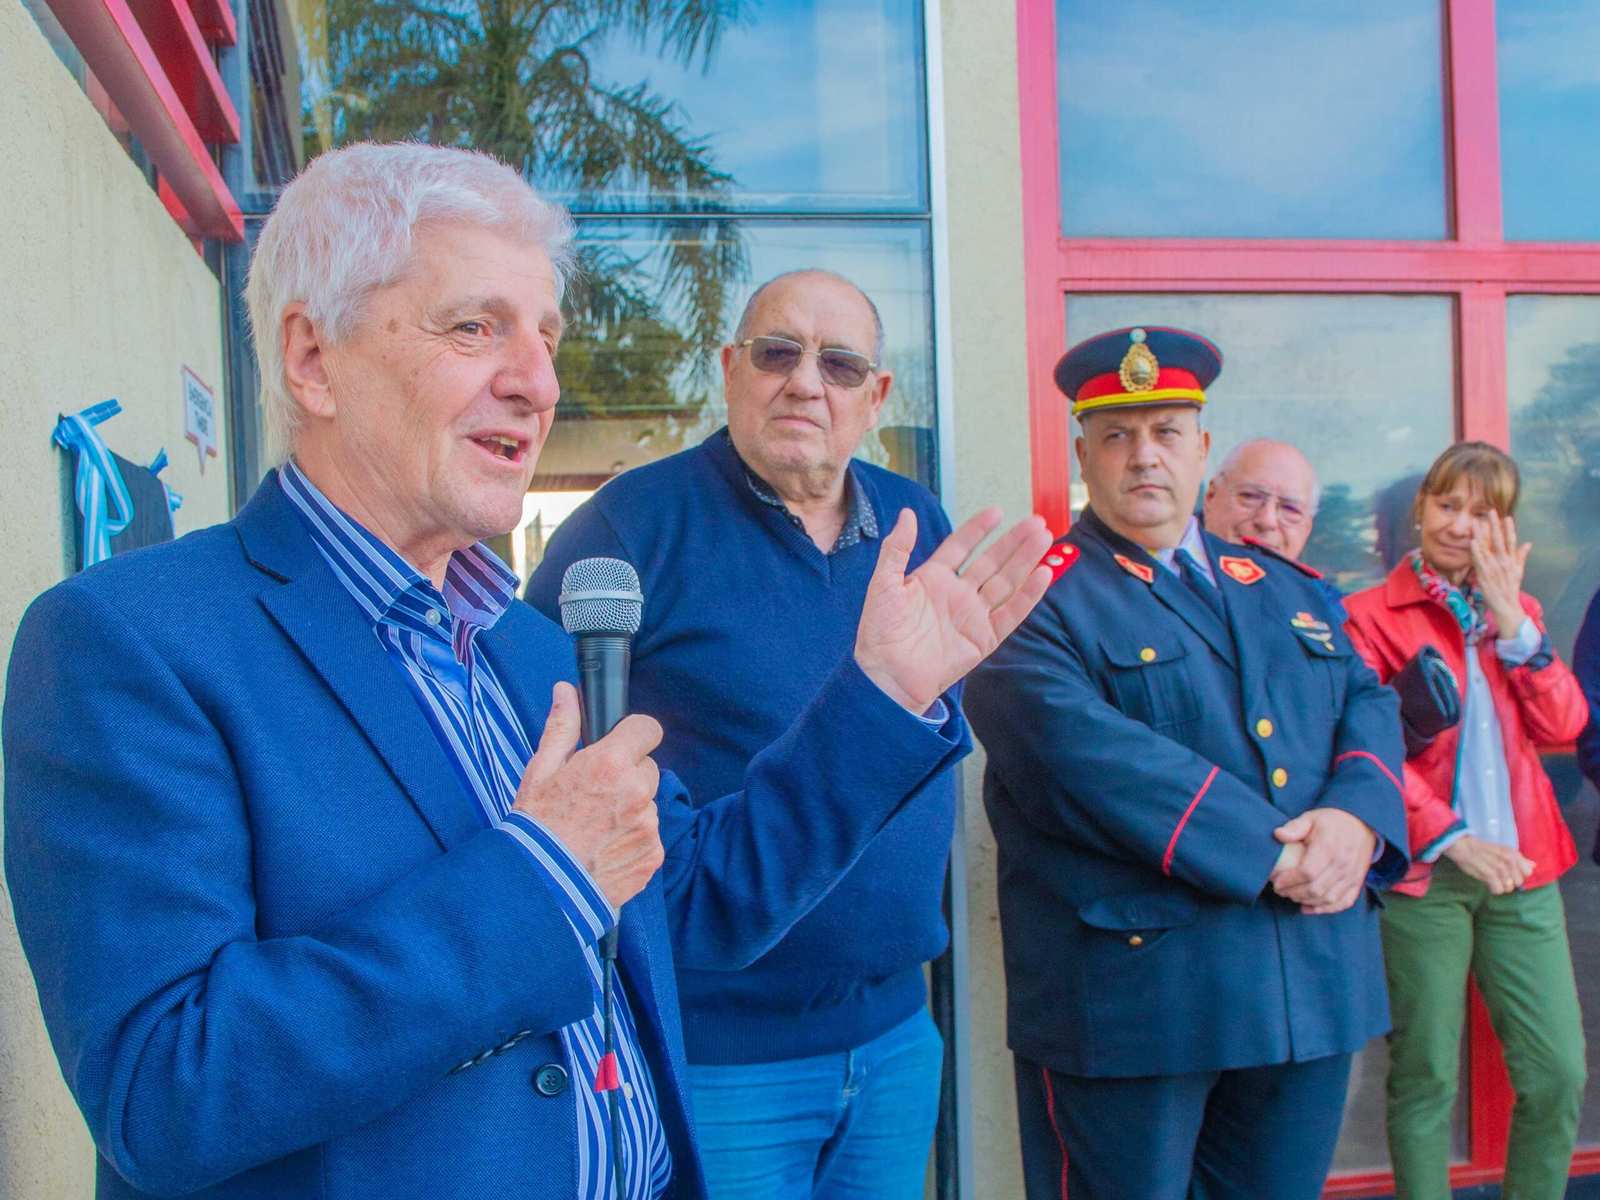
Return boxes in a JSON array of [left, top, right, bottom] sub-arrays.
[[1380, 859, 1587, 1200]]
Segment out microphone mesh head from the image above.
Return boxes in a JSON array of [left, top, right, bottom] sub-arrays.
[[558, 557, 644, 635]]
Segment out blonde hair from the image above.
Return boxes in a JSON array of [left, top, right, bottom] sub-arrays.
[[1413, 441, 1520, 525], [246, 142, 576, 464]]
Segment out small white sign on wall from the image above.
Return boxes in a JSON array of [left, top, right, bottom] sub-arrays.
[[182, 366, 219, 472]]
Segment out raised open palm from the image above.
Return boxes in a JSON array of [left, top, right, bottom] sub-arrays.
[[854, 507, 1053, 713]]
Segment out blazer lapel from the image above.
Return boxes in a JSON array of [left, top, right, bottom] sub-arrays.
[[236, 474, 480, 850]]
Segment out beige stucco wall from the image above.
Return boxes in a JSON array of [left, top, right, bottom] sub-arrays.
[[0, 3, 232, 1193], [939, 1, 1031, 1196]]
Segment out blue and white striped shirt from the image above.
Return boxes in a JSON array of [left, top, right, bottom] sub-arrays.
[[279, 460, 671, 1200]]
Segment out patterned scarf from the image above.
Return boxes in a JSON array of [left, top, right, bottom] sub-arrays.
[[1410, 549, 1494, 644]]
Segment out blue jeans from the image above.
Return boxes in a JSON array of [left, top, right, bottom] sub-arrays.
[[686, 1007, 944, 1200]]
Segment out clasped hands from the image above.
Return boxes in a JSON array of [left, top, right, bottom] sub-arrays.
[[514, 508, 1053, 910], [1269, 808, 1377, 915]]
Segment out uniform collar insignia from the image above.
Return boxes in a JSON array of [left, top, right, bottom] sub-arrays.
[[1114, 553, 1156, 585], [1218, 555, 1265, 585]]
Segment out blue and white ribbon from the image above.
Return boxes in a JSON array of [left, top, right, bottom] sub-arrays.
[[53, 400, 134, 568]]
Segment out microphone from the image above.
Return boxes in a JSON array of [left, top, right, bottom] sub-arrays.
[[558, 556, 644, 747], [558, 557, 643, 1200]]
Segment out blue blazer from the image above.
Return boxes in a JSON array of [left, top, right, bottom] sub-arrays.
[[965, 508, 1408, 1079], [4, 475, 962, 1199]]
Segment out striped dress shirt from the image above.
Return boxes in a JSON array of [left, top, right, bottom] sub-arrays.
[[279, 461, 671, 1199]]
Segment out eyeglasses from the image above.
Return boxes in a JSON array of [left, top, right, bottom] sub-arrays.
[[1227, 483, 1312, 528], [736, 335, 878, 389]]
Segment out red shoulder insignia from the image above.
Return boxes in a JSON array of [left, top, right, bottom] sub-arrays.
[[1241, 535, 1324, 579], [1114, 553, 1155, 585], [1218, 555, 1266, 586], [1039, 542, 1079, 583]]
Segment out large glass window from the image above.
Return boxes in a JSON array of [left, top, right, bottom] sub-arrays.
[[283, 0, 937, 583], [1054, 0, 1447, 239], [1498, 0, 1600, 243], [1064, 294, 1456, 594], [1508, 294, 1600, 1148]]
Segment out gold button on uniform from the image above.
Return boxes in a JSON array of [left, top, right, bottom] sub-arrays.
[[1128, 935, 1145, 947], [1256, 717, 1274, 738], [1139, 647, 1157, 663], [1272, 767, 1289, 788]]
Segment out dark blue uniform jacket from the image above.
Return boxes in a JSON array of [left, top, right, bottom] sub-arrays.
[[965, 507, 1408, 1080]]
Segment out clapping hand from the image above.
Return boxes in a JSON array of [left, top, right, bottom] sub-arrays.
[[854, 507, 1053, 714], [1470, 510, 1532, 636]]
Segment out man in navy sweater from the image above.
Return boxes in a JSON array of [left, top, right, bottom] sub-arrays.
[[529, 270, 962, 1200]]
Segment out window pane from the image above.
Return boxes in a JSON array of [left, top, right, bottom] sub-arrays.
[[1063, 294, 1457, 595], [512, 219, 935, 581], [300, 0, 927, 214], [1499, 1, 1600, 242], [1508, 295, 1600, 1147], [1055, 0, 1448, 239]]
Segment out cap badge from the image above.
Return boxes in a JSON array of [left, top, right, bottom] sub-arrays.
[[1218, 555, 1266, 585], [1119, 328, 1159, 393]]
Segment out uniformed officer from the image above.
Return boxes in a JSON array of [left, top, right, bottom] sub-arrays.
[[964, 326, 1410, 1200]]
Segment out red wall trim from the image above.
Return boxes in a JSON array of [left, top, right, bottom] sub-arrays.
[[1058, 240, 1600, 288], [1016, 0, 1071, 534], [45, 0, 244, 241], [186, 0, 236, 46], [1458, 287, 1510, 447], [125, 0, 241, 143], [1445, 0, 1504, 243]]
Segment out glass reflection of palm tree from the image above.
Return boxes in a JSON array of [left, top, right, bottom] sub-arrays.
[[305, 0, 750, 430]]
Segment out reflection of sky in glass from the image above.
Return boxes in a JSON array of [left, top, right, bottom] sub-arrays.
[[1498, 0, 1600, 241], [1056, 0, 1447, 238], [1508, 295, 1600, 658], [554, 0, 926, 212], [1064, 294, 1455, 593], [541, 220, 934, 483]]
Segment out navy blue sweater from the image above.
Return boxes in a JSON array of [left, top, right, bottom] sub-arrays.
[[527, 429, 965, 1064]]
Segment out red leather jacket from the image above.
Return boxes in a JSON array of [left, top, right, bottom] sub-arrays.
[[1345, 561, 1587, 896]]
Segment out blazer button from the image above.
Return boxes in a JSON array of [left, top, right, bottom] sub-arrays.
[[533, 1063, 570, 1097], [1255, 717, 1274, 738], [1272, 767, 1289, 788]]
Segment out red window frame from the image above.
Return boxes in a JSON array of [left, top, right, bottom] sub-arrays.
[[1016, 0, 1600, 1193]]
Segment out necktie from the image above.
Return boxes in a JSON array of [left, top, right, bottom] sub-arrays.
[[1177, 548, 1224, 620]]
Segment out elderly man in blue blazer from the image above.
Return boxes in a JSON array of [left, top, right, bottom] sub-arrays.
[[2, 142, 1050, 1200]]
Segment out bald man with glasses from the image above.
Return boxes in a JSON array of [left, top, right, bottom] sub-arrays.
[[529, 269, 1000, 1200], [1203, 438, 1320, 560]]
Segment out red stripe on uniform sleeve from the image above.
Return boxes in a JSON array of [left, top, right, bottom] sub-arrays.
[[1333, 750, 1402, 794], [1162, 765, 1219, 877], [1040, 1067, 1070, 1200]]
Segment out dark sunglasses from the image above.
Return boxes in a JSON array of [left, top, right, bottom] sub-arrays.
[[737, 335, 878, 389]]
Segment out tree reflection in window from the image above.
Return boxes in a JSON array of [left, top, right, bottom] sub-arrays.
[[299, 0, 751, 436]]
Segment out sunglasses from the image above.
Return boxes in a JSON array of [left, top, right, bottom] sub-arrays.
[[737, 335, 878, 389]]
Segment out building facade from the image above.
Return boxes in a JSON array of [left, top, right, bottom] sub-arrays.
[[0, 0, 1596, 1196]]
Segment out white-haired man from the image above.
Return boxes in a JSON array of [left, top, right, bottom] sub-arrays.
[[1202, 438, 1321, 560], [3, 143, 1049, 1200]]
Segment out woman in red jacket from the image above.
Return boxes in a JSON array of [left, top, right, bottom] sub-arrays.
[[1345, 442, 1589, 1200]]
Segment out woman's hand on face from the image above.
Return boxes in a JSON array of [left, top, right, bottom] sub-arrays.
[[1469, 510, 1531, 634], [1442, 833, 1536, 895]]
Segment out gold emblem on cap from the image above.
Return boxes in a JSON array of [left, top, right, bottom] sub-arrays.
[[1119, 328, 1159, 393]]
